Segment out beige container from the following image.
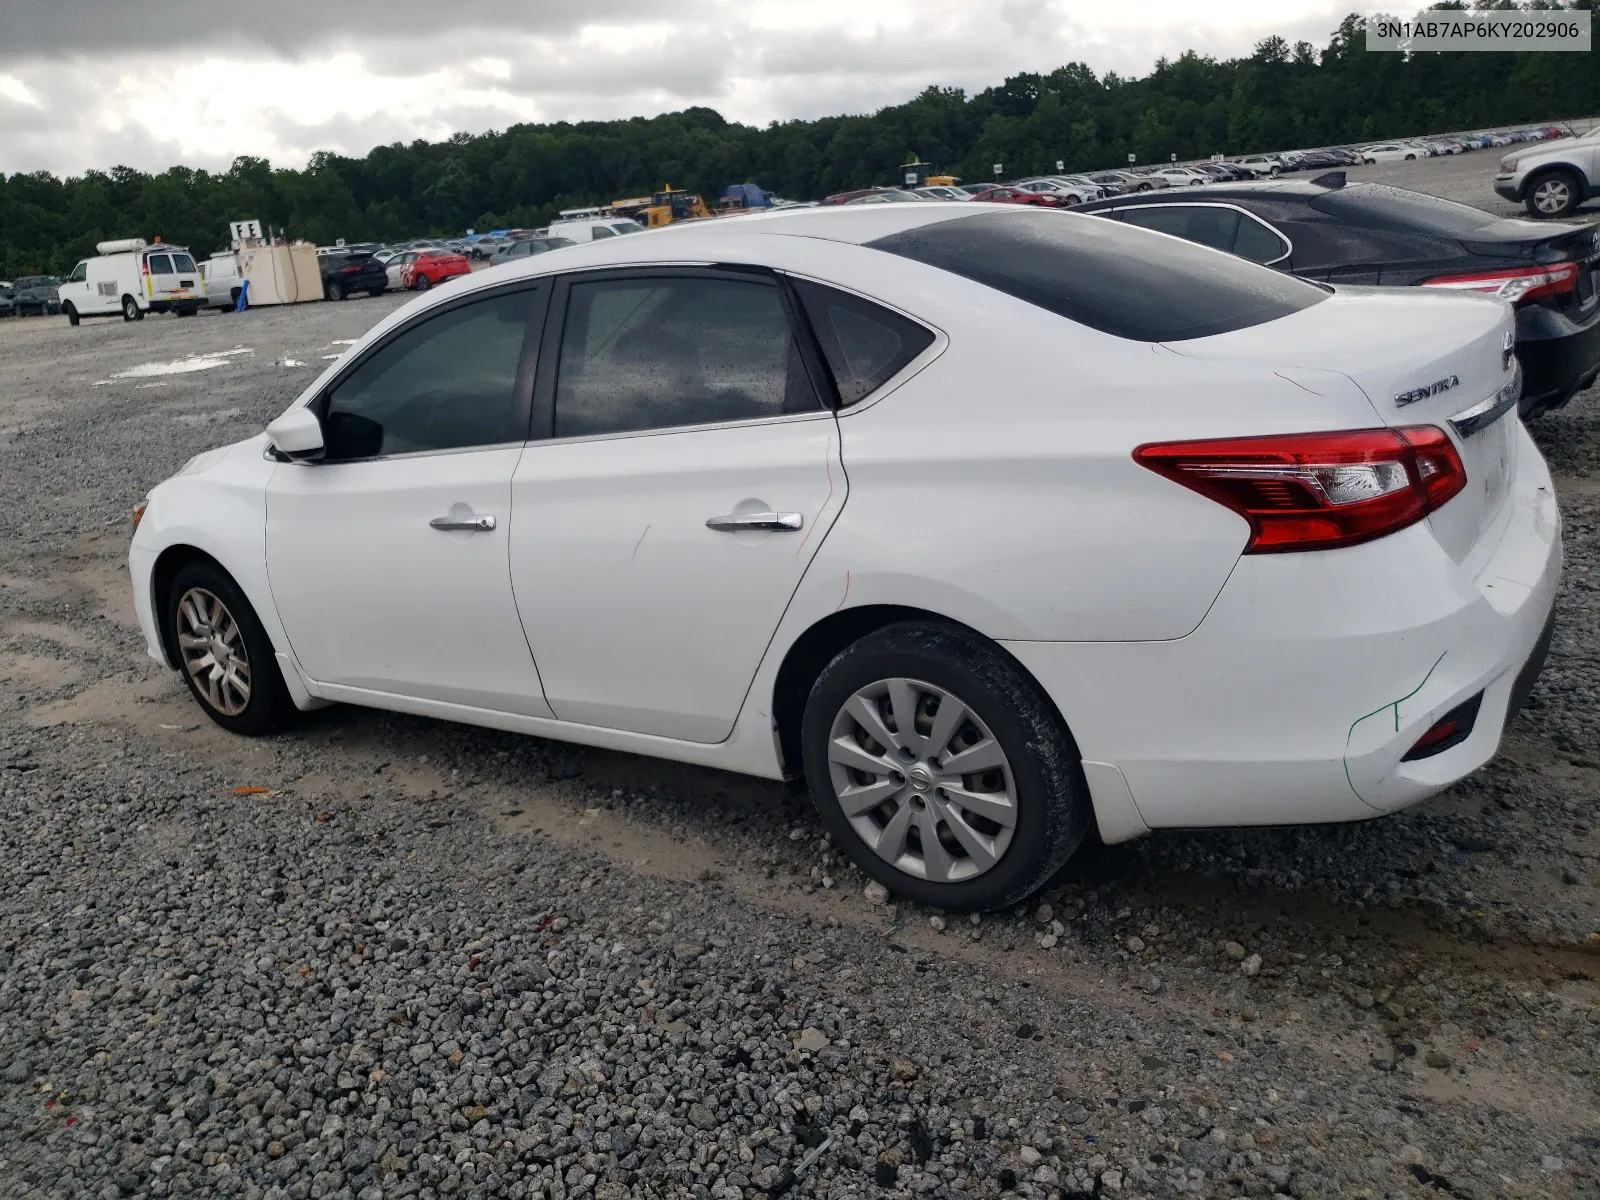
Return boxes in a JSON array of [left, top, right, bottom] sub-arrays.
[[238, 242, 322, 305]]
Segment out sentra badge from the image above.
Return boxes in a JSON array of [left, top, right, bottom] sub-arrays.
[[1394, 375, 1459, 407]]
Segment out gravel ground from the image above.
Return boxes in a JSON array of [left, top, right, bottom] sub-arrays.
[[1, 188, 1598, 1200]]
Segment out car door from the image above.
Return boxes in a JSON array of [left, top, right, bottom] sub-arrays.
[[508, 266, 847, 743], [266, 280, 554, 716], [144, 252, 176, 302]]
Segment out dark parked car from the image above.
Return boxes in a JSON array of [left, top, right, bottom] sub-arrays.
[[488, 236, 576, 266], [1078, 178, 1600, 416], [1280, 150, 1350, 172], [318, 253, 389, 301], [11, 275, 62, 316], [0, 285, 14, 318]]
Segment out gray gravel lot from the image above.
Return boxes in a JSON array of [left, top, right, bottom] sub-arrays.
[[2, 175, 1598, 1200]]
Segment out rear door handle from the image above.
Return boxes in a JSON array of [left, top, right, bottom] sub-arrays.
[[706, 511, 803, 533], [429, 514, 496, 532]]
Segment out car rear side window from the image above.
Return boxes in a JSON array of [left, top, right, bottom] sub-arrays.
[[1118, 205, 1240, 253], [867, 209, 1326, 341], [1308, 184, 1496, 234], [1233, 215, 1291, 264], [321, 288, 539, 459], [553, 274, 821, 438], [792, 280, 935, 406]]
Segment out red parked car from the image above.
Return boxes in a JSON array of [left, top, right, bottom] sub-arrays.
[[402, 249, 472, 291], [964, 185, 1071, 208]]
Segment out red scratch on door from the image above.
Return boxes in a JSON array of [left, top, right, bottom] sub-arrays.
[[793, 439, 835, 558], [835, 570, 851, 610], [1274, 370, 1324, 397], [631, 524, 651, 562]]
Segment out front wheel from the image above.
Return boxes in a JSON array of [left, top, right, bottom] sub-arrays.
[[64, 303, 79, 326], [1405, 154, 1416, 160], [166, 561, 291, 736], [1527, 170, 1582, 218], [800, 621, 1093, 912]]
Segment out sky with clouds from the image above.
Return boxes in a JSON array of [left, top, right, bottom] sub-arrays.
[[0, 1, 1355, 178]]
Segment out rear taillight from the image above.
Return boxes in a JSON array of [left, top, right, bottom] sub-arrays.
[[1422, 262, 1577, 304], [340, 264, 360, 273], [1133, 426, 1467, 553]]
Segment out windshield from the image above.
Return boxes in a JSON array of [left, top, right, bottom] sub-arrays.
[[1309, 183, 1497, 234], [868, 209, 1327, 341]]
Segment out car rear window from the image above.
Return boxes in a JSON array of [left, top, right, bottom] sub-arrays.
[[1308, 183, 1496, 234], [867, 209, 1326, 341]]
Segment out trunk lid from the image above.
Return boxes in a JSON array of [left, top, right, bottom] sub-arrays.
[[1166, 287, 1520, 562]]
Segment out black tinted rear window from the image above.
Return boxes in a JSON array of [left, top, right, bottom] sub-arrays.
[[1308, 183, 1496, 234], [867, 210, 1326, 341]]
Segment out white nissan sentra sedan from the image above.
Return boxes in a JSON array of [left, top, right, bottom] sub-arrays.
[[129, 204, 1561, 912]]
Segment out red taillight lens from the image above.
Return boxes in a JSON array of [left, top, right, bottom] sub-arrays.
[[1422, 262, 1577, 304], [341, 264, 360, 273], [1133, 426, 1467, 553]]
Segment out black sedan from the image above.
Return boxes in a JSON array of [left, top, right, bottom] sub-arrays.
[[11, 275, 62, 316], [318, 253, 389, 301], [488, 236, 576, 266], [1077, 178, 1600, 416]]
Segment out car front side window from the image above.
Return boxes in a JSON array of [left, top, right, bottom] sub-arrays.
[[551, 273, 820, 439], [319, 288, 541, 460], [69, 262, 87, 283]]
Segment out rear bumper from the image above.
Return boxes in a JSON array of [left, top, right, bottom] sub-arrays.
[[1516, 299, 1600, 414], [1005, 421, 1562, 831]]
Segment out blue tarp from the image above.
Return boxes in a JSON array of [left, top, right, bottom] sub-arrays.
[[720, 183, 772, 208]]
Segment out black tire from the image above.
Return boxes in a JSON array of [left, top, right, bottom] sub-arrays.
[[800, 621, 1093, 913], [414, 273, 432, 291], [326, 280, 345, 302], [166, 560, 292, 736], [121, 295, 143, 321], [1525, 169, 1583, 219], [1405, 154, 1416, 160], [174, 306, 193, 317], [367, 286, 386, 298], [1136, 183, 1152, 192], [64, 303, 79, 326]]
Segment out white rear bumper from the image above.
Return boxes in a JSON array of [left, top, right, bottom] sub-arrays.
[[1007, 421, 1562, 831]]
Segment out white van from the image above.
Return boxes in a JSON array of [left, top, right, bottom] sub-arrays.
[[200, 252, 243, 309], [56, 239, 206, 324], [545, 216, 646, 242]]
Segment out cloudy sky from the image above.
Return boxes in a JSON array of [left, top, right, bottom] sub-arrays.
[[0, 0, 1351, 178]]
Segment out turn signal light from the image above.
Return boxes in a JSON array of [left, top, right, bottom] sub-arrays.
[[1422, 262, 1577, 304], [131, 500, 148, 534], [1134, 426, 1467, 552]]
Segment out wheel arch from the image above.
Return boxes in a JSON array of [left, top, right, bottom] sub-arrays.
[[770, 604, 1072, 778], [1525, 161, 1588, 197], [150, 544, 228, 668]]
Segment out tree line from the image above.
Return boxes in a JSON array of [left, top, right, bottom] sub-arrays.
[[3, 6, 1599, 277]]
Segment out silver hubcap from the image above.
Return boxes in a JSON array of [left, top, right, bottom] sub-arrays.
[[827, 677, 1018, 884], [1534, 180, 1570, 213], [177, 587, 251, 716]]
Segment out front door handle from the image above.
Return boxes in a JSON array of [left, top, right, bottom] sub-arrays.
[[429, 514, 496, 532], [706, 511, 803, 533]]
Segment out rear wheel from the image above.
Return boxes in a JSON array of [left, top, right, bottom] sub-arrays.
[[326, 280, 345, 302], [800, 621, 1093, 912], [414, 273, 432, 291], [64, 303, 79, 326], [121, 295, 143, 321], [166, 561, 291, 736], [1526, 170, 1582, 218], [367, 287, 386, 298]]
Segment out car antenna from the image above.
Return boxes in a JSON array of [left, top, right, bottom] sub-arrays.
[[1310, 170, 1346, 189]]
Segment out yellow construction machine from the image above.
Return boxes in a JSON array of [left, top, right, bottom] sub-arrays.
[[610, 185, 714, 228]]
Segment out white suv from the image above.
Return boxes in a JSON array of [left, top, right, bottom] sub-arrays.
[[1494, 128, 1600, 218]]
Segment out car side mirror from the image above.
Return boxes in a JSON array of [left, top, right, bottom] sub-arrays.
[[265, 406, 325, 461]]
